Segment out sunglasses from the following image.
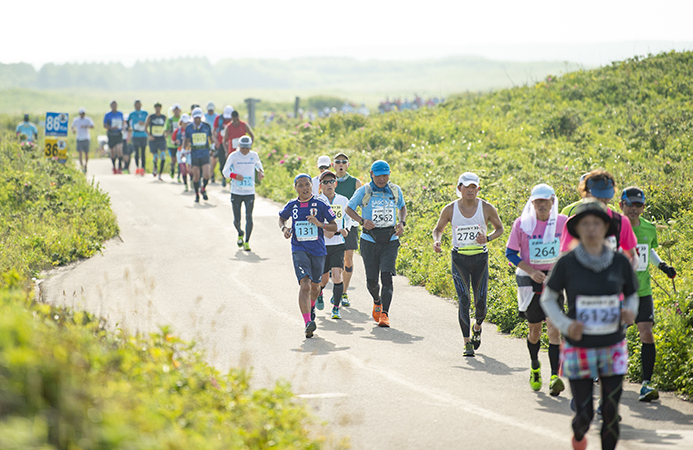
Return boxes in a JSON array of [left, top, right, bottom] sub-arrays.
[[321, 179, 336, 185], [627, 202, 644, 208], [334, 159, 349, 164]]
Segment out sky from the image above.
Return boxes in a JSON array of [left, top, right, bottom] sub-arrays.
[[3, 0, 692, 67]]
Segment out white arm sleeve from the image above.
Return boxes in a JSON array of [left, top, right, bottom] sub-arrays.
[[540, 288, 573, 336], [222, 154, 233, 179], [622, 293, 639, 316], [649, 248, 663, 265]]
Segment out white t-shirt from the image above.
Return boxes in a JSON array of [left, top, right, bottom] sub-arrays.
[[318, 193, 351, 246], [312, 175, 321, 197], [72, 116, 94, 141], [222, 150, 264, 195]]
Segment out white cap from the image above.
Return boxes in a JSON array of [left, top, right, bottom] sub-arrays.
[[78, 108, 86, 114], [172, 103, 181, 110], [317, 155, 331, 168], [223, 105, 234, 119], [530, 183, 555, 200], [238, 135, 252, 148], [458, 172, 480, 187], [191, 107, 204, 119], [180, 114, 191, 124], [206, 102, 215, 111]]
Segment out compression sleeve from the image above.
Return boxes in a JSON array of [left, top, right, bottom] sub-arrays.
[[540, 288, 573, 335], [649, 248, 663, 265], [505, 247, 522, 266], [622, 293, 639, 316]]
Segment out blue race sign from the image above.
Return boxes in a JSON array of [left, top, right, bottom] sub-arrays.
[[45, 112, 69, 136]]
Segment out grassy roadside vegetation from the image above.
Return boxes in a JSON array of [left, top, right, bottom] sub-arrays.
[[255, 51, 693, 399], [0, 137, 323, 448]]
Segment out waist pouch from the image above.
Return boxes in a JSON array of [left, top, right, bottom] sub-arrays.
[[365, 227, 395, 244]]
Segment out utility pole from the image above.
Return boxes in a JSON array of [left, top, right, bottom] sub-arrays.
[[294, 96, 300, 119], [244, 98, 261, 128]]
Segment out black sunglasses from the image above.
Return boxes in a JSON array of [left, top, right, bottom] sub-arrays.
[[321, 179, 336, 185], [334, 159, 349, 164]]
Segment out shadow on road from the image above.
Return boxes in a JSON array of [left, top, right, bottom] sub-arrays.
[[339, 307, 375, 325], [533, 391, 572, 416], [362, 326, 424, 345], [621, 390, 693, 426], [316, 316, 365, 335], [618, 423, 690, 446], [453, 353, 526, 376], [229, 250, 269, 263], [291, 336, 350, 356], [185, 203, 218, 209]]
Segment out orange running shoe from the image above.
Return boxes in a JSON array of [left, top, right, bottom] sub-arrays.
[[378, 311, 390, 327], [372, 303, 381, 322]]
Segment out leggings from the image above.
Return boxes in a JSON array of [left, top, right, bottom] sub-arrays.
[[570, 375, 623, 450], [132, 137, 147, 168], [451, 251, 488, 338], [231, 194, 255, 241]]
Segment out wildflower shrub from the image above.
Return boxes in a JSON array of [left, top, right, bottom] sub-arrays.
[[256, 51, 693, 398]]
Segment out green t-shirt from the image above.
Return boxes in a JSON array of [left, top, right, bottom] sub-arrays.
[[632, 218, 658, 297], [165, 116, 181, 148], [561, 199, 583, 217]]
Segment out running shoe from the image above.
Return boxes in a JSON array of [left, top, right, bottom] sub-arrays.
[[237, 237, 244, 248], [177, 174, 181, 183], [305, 321, 316, 338], [471, 325, 482, 350], [463, 342, 475, 357], [571, 436, 587, 450], [171, 171, 175, 180], [211, 175, 216, 184], [331, 307, 341, 320], [158, 175, 163, 181], [243, 242, 251, 251], [153, 168, 157, 177], [311, 306, 315, 321], [112, 168, 117, 174], [378, 311, 390, 327], [123, 169, 129, 174], [341, 293, 350, 307], [549, 375, 565, 396], [529, 364, 542, 391], [372, 302, 381, 322], [194, 194, 200, 203], [184, 184, 189, 192], [316, 290, 324, 310], [117, 168, 123, 174], [201, 189, 208, 201], [639, 382, 659, 402], [82, 166, 87, 174]]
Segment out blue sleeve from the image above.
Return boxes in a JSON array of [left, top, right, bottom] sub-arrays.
[[184, 125, 191, 139], [348, 186, 365, 210], [103, 113, 109, 126], [396, 186, 405, 209], [505, 247, 522, 266], [278, 201, 292, 219]]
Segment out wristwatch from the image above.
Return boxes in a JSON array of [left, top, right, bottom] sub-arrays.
[[400, 221, 407, 227], [359, 218, 364, 226]]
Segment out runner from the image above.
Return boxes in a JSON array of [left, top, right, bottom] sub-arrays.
[[561, 173, 590, 216], [333, 152, 362, 307], [619, 186, 677, 402], [173, 114, 191, 191], [346, 160, 407, 328], [71, 108, 94, 173], [312, 155, 332, 197], [204, 102, 219, 184], [432, 172, 504, 356], [128, 100, 148, 176], [103, 101, 124, 174], [145, 102, 169, 181], [540, 199, 638, 450], [183, 107, 213, 203], [316, 170, 351, 319], [222, 136, 265, 251], [505, 184, 568, 394], [222, 110, 255, 156], [559, 170, 637, 263], [278, 174, 338, 338], [121, 114, 133, 174], [16, 114, 38, 142], [213, 105, 234, 187], [165, 104, 182, 181]]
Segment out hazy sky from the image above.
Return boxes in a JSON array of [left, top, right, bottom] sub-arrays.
[[3, 0, 692, 66]]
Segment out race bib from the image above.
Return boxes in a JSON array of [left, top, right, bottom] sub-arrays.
[[192, 132, 207, 146], [331, 204, 343, 221], [636, 243, 649, 272], [576, 295, 620, 335], [529, 238, 559, 265], [295, 220, 318, 241], [236, 176, 253, 188], [455, 224, 481, 247], [372, 206, 395, 228], [151, 125, 165, 137], [111, 118, 123, 129], [133, 122, 145, 132], [232, 138, 240, 148]]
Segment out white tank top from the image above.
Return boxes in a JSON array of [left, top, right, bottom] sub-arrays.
[[451, 199, 488, 254]]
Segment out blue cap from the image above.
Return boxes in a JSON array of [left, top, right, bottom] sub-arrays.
[[586, 178, 615, 199], [294, 173, 312, 184], [371, 160, 391, 176]]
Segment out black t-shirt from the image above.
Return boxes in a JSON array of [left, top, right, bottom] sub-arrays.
[[546, 250, 638, 348]]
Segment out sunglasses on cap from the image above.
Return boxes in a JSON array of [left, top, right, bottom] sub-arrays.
[[334, 159, 349, 164], [321, 179, 336, 185]]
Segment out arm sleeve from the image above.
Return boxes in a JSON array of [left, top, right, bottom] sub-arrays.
[[505, 247, 522, 266], [221, 154, 236, 179], [540, 288, 573, 335], [650, 248, 663, 265], [622, 293, 639, 316]]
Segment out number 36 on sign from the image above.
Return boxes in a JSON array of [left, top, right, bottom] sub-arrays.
[[44, 137, 68, 160]]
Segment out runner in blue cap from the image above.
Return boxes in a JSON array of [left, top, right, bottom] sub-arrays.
[[279, 173, 338, 338], [346, 160, 407, 328]]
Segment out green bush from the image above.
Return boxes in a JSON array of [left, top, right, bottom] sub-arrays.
[[255, 51, 693, 398]]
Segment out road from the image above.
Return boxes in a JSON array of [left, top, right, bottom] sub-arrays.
[[42, 159, 693, 449]]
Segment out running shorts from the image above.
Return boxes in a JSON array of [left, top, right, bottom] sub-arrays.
[[76, 139, 90, 153], [149, 138, 167, 153], [345, 225, 359, 251], [323, 243, 346, 273], [292, 251, 325, 284], [360, 238, 399, 279], [168, 148, 177, 159], [561, 340, 628, 380], [107, 132, 123, 148], [635, 294, 654, 323]]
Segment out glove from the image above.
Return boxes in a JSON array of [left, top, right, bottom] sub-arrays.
[[659, 262, 677, 279]]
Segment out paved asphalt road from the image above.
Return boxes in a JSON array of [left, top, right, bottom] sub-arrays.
[[42, 159, 693, 449]]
